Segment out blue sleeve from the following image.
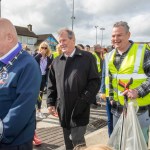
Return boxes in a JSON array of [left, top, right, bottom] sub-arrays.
[[100, 60, 106, 93], [1, 59, 41, 143]]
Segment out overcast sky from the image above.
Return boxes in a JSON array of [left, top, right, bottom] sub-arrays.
[[1, 0, 150, 47]]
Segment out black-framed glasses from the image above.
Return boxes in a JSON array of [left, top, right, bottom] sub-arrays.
[[41, 47, 47, 49]]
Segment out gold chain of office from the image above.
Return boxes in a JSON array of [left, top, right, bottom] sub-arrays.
[[0, 49, 24, 75]]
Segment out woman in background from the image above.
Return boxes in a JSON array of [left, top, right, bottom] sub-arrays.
[[35, 41, 53, 119], [33, 41, 53, 146]]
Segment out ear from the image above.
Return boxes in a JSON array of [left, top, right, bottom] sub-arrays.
[[7, 33, 14, 42], [127, 32, 131, 38], [72, 38, 75, 44]]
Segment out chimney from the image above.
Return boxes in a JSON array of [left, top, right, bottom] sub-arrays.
[[27, 24, 32, 31]]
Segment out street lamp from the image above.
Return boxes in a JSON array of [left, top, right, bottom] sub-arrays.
[[95, 26, 99, 44], [71, 0, 75, 31], [100, 27, 105, 47]]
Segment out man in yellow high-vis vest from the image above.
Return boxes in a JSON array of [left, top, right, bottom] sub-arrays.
[[105, 21, 150, 144], [92, 44, 104, 107], [93, 44, 103, 76], [52, 44, 62, 59]]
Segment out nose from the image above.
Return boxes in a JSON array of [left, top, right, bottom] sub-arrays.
[[59, 40, 64, 46], [113, 36, 117, 41], [112, 37, 118, 44]]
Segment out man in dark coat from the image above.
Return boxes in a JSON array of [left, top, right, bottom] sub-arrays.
[[47, 28, 100, 150]]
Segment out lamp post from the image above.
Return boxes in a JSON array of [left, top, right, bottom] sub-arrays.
[[100, 27, 105, 47], [95, 26, 99, 44], [71, 0, 75, 31]]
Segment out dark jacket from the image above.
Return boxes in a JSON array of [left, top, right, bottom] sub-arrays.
[[47, 48, 100, 128], [34, 53, 53, 78]]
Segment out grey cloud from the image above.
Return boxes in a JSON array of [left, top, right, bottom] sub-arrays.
[[2, 0, 150, 45]]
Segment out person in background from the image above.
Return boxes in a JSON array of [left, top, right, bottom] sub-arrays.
[[93, 44, 104, 78], [0, 18, 41, 150], [77, 44, 85, 50], [52, 44, 62, 59], [106, 21, 150, 144], [100, 61, 113, 137], [73, 144, 112, 150], [101, 48, 108, 58], [33, 42, 53, 146], [35, 41, 53, 119], [92, 44, 104, 107], [33, 48, 38, 57], [47, 28, 100, 150], [23, 44, 33, 55], [85, 45, 91, 52], [84, 144, 112, 150]]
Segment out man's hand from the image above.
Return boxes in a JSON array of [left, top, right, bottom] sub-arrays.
[[100, 93, 106, 100], [47, 106, 58, 117], [122, 89, 139, 99], [110, 100, 113, 105]]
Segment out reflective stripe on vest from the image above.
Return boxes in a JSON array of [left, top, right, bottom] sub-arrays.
[[112, 73, 147, 79], [104, 49, 115, 96], [107, 44, 150, 106], [134, 44, 143, 73], [93, 52, 101, 73]]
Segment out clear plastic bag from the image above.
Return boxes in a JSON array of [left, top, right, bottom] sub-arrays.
[[108, 101, 148, 150]]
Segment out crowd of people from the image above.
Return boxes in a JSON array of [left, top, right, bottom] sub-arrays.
[[0, 17, 149, 150]]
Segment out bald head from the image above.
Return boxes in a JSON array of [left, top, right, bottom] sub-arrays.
[[0, 18, 18, 57]]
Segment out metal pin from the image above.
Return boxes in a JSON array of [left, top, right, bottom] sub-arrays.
[[9, 62, 13, 65]]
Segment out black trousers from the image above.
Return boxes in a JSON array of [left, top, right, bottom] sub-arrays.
[[37, 75, 47, 109], [63, 126, 87, 150], [0, 140, 33, 150]]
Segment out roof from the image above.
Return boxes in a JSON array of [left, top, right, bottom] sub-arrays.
[[36, 34, 58, 45], [15, 26, 37, 38], [37, 34, 54, 40]]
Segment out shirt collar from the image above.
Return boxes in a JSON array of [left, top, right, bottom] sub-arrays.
[[60, 47, 83, 59], [0, 43, 22, 64], [64, 48, 76, 58]]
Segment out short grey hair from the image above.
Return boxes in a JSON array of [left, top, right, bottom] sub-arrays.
[[94, 44, 101, 50], [58, 28, 75, 41], [113, 21, 130, 33]]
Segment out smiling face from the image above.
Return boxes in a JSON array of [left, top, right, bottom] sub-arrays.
[[111, 26, 130, 52], [58, 30, 75, 56]]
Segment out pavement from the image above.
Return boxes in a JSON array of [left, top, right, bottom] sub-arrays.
[[33, 94, 109, 150], [34, 94, 150, 150]]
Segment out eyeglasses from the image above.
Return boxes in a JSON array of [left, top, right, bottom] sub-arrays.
[[41, 47, 47, 50]]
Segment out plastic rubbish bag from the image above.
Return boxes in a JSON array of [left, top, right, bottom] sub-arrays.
[[108, 101, 148, 150]]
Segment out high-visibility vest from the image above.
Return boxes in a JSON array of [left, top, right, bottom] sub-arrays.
[[93, 52, 101, 73], [105, 43, 150, 106], [104, 50, 114, 97], [53, 52, 60, 59], [146, 44, 150, 50]]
